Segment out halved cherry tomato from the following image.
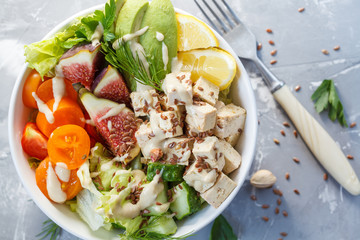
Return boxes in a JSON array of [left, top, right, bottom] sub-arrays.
[[22, 69, 42, 108], [21, 122, 48, 160], [47, 124, 90, 170], [36, 157, 83, 201], [36, 78, 78, 103], [36, 97, 85, 137]]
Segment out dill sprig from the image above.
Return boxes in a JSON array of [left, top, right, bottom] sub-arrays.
[[36, 219, 62, 240], [102, 41, 164, 92]]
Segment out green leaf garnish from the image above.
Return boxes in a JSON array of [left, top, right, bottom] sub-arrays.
[[36, 219, 62, 240], [311, 79, 348, 127], [210, 214, 237, 240]]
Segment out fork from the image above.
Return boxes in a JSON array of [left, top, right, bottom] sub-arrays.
[[194, 0, 360, 195]]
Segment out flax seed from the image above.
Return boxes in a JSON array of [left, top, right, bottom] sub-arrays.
[[198, 86, 204, 91], [262, 216, 269, 222], [269, 40, 275, 45], [350, 122, 356, 128], [333, 45, 340, 51], [298, 7, 305, 12], [273, 188, 283, 197], [293, 157, 300, 163], [266, 28, 273, 33], [347, 154, 354, 160], [322, 49, 329, 55], [277, 198, 282, 206], [270, 60, 277, 65], [271, 50, 277, 56], [295, 85, 301, 91], [283, 121, 290, 127], [280, 130, 286, 136], [257, 42, 262, 50], [275, 207, 279, 214], [285, 172, 290, 180], [155, 202, 162, 205], [293, 130, 298, 138], [273, 138, 280, 145], [282, 210, 288, 217], [250, 195, 257, 201], [210, 91, 214, 96], [262, 204, 270, 209], [323, 173, 328, 181], [294, 189, 300, 195], [280, 232, 288, 237]]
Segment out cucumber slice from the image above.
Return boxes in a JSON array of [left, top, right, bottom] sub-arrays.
[[147, 162, 185, 182], [170, 182, 202, 220], [144, 183, 169, 216], [146, 215, 177, 236]]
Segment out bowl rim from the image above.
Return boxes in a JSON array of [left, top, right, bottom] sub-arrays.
[[8, 3, 258, 239]]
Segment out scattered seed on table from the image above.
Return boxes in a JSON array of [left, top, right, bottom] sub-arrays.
[[282, 210, 288, 217], [322, 49, 329, 55], [350, 122, 356, 128], [280, 130, 286, 136], [294, 189, 300, 195], [270, 60, 277, 65], [266, 28, 273, 33], [250, 195, 257, 201], [262, 216, 269, 222], [257, 42, 262, 50], [293, 130, 298, 138], [293, 157, 300, 163], [347, 154, 354, 160], [275, 207, 280, 214], [283, 121, 290, 127], [273, 189, 283, 197], [285, 172, 290, 180], [277, 198, 282, 206], [298, 7, 305, 12], [323, 173, 328, 181], [295, 85, 301, 91], [280, 232, 288, 237], [262, 204, 270, 209], [271, 50, 277, 56], [273, 138, 280, 144], [269, 40, 275, 45], [278, 238, 283, 240], [333, 45, 340, 51]]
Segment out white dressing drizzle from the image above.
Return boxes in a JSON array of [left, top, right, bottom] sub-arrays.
[[52, 76, 65, 112], [32, 92, 54, 124], [98, 104, 126, 122], [107, 120, 112, 132], [55, 164, 70, 182], [129, 40, 150, 75], [156, 32, 164, 41], [91, 22, 104, 46], [122, 26, 149, 42], [85, 119, 95, 126], [162, 42, 169, 71], [46, 162, 67, 203], [171, 57, 183, 73]]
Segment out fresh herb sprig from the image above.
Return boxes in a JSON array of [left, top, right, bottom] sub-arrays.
[[36, 219, 62, 240], [210, 215, 237, 240], [102, 41, 164, 92], [311, 79, 348, 127]]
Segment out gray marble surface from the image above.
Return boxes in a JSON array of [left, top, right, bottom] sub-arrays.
[[1, 0, 360, 239]]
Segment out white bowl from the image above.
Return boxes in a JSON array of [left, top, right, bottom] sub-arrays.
[[8, 4, 257, 239]]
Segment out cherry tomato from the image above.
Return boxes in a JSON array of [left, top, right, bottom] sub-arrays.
[[21, 122, 48, 160], [36, 157, 83, 202], [36, 78, 78, 103], [22, 69, 42, 108], [36, 97, 85, 138], [47, 124, 90, 170]]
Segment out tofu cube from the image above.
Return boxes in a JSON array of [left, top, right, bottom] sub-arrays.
[[186, 102, 217, 132], [159, 94, 186, 118], [183, 160, 218, 193], [224, 132, 241, 147], [162, 72, 192, 105], [214, 104, 246, 139], [201, 172, 237, 208], [193, 77, 219, 106], [185, 123, 214, 138], [214, 100, 225, 110], [162, 137, 193, 165], [218, 140, 242, 174], [150, 111, 183, 139], [130, 89, 160, 117], [135, 122, 159, 158], [192, 136, 225, 171]]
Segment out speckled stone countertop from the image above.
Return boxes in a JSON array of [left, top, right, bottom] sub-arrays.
[[1, 0, 360, 239]]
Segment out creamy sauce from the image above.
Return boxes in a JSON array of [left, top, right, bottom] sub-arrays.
[[32, 92, 54, 124], [77, 160, 102, 197], [171, 57, 183, 73], [90, 172, 100, 178], [98, 104, 125, 122], [52, 76, 65, 112], [101, 154, 129, 172], [91, 22, 104, 46], [156, 32, 164, 41], [56, 162, 68, 169], [162, 42, 168, 71], [46, 162, 67, 203], [85, 119, 95, 126], [122, 26, 149, 42], [129, 40, 150, 75], [55, 164, 70, 182], [107, 120, 112, 132]]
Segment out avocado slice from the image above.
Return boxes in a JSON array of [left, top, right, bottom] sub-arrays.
[[139, 0, 177, 79], [115, 0, 149, 37], [108, 0, 126, 34]]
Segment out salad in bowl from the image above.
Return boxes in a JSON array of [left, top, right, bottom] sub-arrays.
[[9, 0, 257, 239]]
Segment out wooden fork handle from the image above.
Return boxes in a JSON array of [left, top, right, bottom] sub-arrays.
[[273, 85, 360, 195]]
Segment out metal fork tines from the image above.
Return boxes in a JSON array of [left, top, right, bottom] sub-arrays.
[[194, 0, 240, 34]]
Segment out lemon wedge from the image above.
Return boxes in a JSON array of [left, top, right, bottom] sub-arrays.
[[178, 48, 237, 90], [177, 13, 219, 51]]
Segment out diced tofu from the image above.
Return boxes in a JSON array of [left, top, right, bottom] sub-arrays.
[[224, 132, 241, 147], [214, 100, 225, 110], [162, 137, 193, 165], [218, 140, 242, 174], [183, 160, 218, 193], [186, 102, 217, 132], [162, 72, 192, 105], [185, 123, 214, 138], [135, 122, 161, 158], [130, 89, 160, 117], [150, 111, 183, 139], [193, 77, 219, 106], [214, 104, 246, 139], [201, 172, 237, 208], [192, 136, 225, 171], [159, 94, 186, 118]]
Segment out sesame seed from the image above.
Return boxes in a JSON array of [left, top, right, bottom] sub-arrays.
[[282, 210, 288, 217], [333, 45, 340, 51], [270, 60, 277, 65], [262, 204, 270, 209], [347, 154, 354, 160], [266, 28, 273, 33], [262, 216, 269, 222], [298, 7, 305, 12], [270, 50, 277, 56], [285, 172, 290, 180], [322, 49, 329, 55], [293, 157, 300, 163], [257, 42, 262, 50], [283, 121, 290, 127], [280, 130, 286, 136], [350, 122, 356, 128], [293, 130, 298, 138], [323, 173, 328, 181], [294, 189, 300, 195], [295, 85, 301, 92], [269, 40, 275, 45]]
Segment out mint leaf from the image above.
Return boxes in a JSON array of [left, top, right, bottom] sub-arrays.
[[210, 215, 237, 240], [311, 79, 348, 127]]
